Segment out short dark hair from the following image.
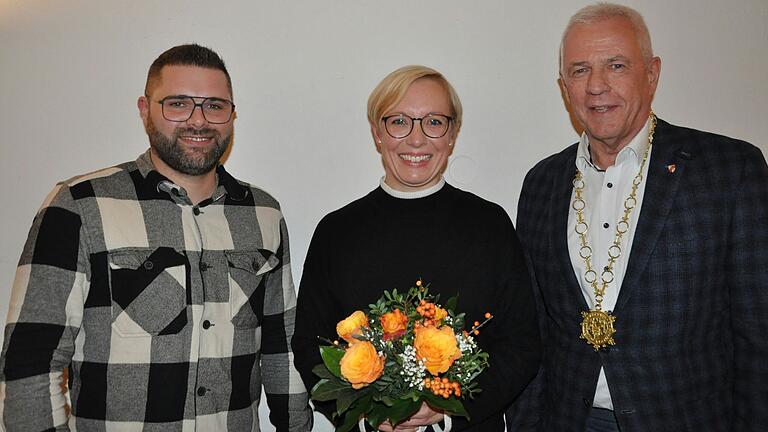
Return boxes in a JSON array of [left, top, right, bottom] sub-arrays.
[[145, 44, 232, 96]]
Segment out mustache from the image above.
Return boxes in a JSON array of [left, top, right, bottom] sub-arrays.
[[174, 127, 220, 137]]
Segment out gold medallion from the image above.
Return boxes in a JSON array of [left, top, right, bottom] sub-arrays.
[[572, 112, 656, 351], [580, 309, 616, 351]]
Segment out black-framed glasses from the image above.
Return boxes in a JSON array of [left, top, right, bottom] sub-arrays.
[[152, 95, 235, 124], [381, 113, 453, 139]]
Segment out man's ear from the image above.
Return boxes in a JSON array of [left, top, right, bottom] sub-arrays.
[[647, 56, 662, 96], [138, 96, 150, 129], [558, 76, 571, 105]]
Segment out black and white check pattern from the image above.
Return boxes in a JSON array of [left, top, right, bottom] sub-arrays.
[[0, 151, 312, 431]]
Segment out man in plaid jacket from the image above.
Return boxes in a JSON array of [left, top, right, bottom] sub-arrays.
[[506, 3, 768, 432], [0, 44, 312, 431]]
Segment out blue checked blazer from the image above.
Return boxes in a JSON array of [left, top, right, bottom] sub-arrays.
[[506, 119, 768, 432]]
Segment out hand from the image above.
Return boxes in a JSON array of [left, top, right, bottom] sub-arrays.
[[376, 402, 444, 431]]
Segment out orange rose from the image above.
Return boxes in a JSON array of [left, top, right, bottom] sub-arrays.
[[433, 307, 448, 323], [336, 310, 369, 344], [339, 341, 385, 389], [413, 325, 462, 375], [380, 309, 408, 341]]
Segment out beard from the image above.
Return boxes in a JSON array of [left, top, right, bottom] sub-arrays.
[[146, 117, 231, 176]]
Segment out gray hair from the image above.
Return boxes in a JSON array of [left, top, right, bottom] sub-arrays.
[[560, 2, 654, 73]]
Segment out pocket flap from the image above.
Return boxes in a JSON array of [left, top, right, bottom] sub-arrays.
[[108, 249, 155, 270], [225, 249, 278, 276]]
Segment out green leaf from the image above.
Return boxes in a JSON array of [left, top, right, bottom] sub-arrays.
[[385, 398, 422, 426], [311, 379, 352, 402], [446, 295, 458, 312], [338, 395, 372, 432], [320, 345, 345, 378], [338, 408, 364, 432], [364, 402, 389, 430], [336, 387, 367, 414], [312, 363, 335, 380], [424, 394, 470, 419]]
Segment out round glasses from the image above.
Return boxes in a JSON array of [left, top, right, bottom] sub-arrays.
[[154, 95, 235, 124], [381, 113, 453, 139]]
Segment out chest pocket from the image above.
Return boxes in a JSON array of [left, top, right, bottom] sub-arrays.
[[108, 247, 189, 337], [225, 249, 279, 329]]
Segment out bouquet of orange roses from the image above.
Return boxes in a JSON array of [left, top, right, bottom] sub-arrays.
[[311, 280, 491, 431]]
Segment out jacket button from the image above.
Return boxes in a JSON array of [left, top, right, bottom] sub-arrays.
[[197, 386, 207, 396], [193, 207, 201, 216], [200, 262, 210, 271], [202, 320, 212, 329], [143, 261, 154, 270]]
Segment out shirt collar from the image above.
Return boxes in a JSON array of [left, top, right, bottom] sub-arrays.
[[380, 176, 446, 199], [135, 149, 249, 202], [575, 117, 652, 172]]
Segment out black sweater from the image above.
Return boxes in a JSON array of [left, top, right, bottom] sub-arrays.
[[292, 184, 541, 431]]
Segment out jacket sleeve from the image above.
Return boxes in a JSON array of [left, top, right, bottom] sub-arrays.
[[259, 215, 313, 432], [0, 184, 89, 431], [452, 208, 542, 430], [291, 217, 341, 424], [729, 145, 768, 430], [505, 167, 548, 431]]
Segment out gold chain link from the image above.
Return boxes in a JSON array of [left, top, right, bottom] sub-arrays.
[[572, 112, 657, 312]]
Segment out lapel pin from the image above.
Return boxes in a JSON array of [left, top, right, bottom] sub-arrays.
[[666, 164, 677, 173]]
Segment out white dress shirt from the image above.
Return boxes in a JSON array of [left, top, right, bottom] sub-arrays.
[[567, 118, 652, 409]]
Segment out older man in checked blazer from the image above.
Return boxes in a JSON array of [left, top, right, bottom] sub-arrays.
[[0, 44, 312, 431], [506, 3, 768, 432]]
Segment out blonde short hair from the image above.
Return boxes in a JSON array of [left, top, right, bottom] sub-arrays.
[[367, 65, 463, 135], [561, 2, 654, 73]]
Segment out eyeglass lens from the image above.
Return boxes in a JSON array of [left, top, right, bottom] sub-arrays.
[[161, 97, 233, 124], [384, 114, 450, 139]]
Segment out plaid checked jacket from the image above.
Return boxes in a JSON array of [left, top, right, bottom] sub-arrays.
[[0, 151, 312, 431], [506, 119, 768, 431]]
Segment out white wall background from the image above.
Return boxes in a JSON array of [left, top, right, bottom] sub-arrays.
[[1, 0, 766, 430]]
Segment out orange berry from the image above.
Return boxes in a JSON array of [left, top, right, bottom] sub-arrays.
[[442, 377, 449, 384], [416, 280, 422, 287], [473, 321, 480, 327], [473, 330, 480, 336], [484, 312, 492, 319]]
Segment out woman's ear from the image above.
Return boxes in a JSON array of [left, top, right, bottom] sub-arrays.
[[370, 123, 383, 154]]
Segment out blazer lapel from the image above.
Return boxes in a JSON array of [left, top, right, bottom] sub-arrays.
[[615, 119, 689, 311], [549, 147, 588, 308]]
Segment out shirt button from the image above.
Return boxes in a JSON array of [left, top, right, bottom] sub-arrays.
[[197, 386, 207, 396], [193, 207, 201, 216], [603, 223, 610, 229], [607, 182, 613, 188], [202, 320, 212, 329]]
